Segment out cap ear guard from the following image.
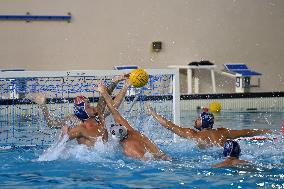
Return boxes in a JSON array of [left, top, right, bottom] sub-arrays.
[[223, 140, 241, 158], [200, 112, 214, 129], [110, 124, 128, 141]]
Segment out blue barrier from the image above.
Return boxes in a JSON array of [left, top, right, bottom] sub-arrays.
[[0, 14, 71, 22]]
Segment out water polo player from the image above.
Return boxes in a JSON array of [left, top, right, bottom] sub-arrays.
[[147, 104, 271, 147], [212, 140, 248, 168], [98, 81, 171, 161], [32, 73, 130, 146]]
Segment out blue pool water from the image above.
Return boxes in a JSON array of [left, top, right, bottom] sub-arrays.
[[1, 111, 284, 189]]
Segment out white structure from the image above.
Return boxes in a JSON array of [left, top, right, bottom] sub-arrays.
[[168, 65, 216, 94]]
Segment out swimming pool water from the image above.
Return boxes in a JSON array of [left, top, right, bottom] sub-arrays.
[[0, 111, 284, 189]]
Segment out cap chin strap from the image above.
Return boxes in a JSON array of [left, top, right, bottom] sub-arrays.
[[120, 133, 128, 141]]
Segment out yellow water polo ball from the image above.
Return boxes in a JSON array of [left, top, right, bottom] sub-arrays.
[[129, 68, 149, 88], [209, 101, 222, 113]]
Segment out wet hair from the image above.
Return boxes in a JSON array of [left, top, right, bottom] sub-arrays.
[[223, 140, 241, 158], [200, 112, 214, 129]]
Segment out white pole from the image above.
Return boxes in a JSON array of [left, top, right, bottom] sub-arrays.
[[211, 69, 216, 93], [187, 69, 192, 94], [172, 69, 181, 142]]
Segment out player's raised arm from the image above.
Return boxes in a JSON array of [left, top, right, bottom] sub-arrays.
[[30, 93, 73, 128], [97, 74, 129, 114], [147, 104, 197, 139], [98, 81, 134, 132], [227, 128, 271, 139]]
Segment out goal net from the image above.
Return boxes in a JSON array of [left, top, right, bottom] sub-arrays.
[[0, 69, 180, 147]]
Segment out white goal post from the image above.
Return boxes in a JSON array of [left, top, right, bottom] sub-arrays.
[[0, 68, 180, 146]]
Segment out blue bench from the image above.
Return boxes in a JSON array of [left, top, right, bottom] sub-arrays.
[[224, 64, 262, 76]]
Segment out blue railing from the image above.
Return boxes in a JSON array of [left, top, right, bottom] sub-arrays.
[[0, 13, 71, 22]]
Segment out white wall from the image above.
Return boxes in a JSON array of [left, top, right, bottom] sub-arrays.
[[0, 0, 283, 93]]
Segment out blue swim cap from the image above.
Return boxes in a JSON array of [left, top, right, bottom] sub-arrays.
[[200, 112, 214, 129], [74, 96, 90, 121], [223, 140, 241, 158]]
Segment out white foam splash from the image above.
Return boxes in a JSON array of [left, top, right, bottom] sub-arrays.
[[37, 134, 123, 162], [66, 138, 122, 163], [37, 134, 69, 161]]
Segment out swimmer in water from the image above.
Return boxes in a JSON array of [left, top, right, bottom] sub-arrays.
[[31, 74, 129, 146], [147, 104, 271, 148], [98, 81, 171, 161], [213, 140, 248, 168]]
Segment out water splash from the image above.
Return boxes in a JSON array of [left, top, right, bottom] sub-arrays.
[[37, 134, 69, 161], [36, 133, 125, 163]]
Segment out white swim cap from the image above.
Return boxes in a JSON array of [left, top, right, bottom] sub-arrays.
[[110, 124, 128, 141]]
